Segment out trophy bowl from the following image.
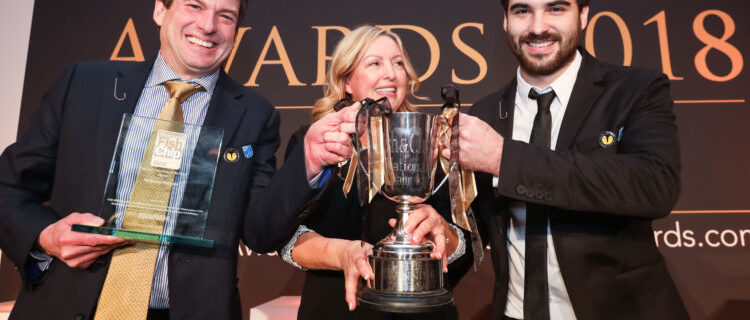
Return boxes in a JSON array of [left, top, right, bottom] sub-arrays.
[[355, 111, 453, 313]]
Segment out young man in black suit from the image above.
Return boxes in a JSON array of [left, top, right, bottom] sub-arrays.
[[448, 0, 689, 319], [0, 0, 357, 319]]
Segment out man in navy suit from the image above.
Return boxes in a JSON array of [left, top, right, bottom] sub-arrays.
[[449, 0, 689, 319], [0, 0, 357, 319]]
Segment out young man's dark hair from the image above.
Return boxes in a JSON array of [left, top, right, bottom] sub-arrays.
[[500, 0, 590, 12]]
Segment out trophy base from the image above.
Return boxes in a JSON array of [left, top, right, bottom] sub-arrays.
[[358, 240, 453, 313], [72, 224, 214, 248], [357, 287, 453, 313]]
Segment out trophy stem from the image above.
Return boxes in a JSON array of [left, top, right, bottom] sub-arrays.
[[391, 202, 415, 244]]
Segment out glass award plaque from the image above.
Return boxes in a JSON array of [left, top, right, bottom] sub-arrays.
[[72, 114, 223, 248]]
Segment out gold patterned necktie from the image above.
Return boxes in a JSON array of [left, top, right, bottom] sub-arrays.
[[95, 81, 203, 320]]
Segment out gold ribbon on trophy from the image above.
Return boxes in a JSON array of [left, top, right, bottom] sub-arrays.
[[438, 107, 477, 230], [342, 147, 357, 196], [341, 98, 394, 203], [439, 84, 484, 269]]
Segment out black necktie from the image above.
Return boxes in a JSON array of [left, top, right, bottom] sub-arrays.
[[524, 89, 555, 320]]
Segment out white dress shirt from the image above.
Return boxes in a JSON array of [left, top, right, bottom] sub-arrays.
[[498, 51, 583, 320], [122, 54, 218, 308]]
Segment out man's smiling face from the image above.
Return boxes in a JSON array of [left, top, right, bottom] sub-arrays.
[[154, 0, 240, 80], [504, 0, 588, 76]]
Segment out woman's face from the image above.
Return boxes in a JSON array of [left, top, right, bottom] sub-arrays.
[[346, 36, 408, 111]]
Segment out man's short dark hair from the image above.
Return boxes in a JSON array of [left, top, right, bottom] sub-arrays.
[[500, 0, 590, 12], [161, 0, 248, 25]]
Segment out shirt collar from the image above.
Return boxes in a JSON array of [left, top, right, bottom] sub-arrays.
[[516, 50, 582, 107], [145, 53, 219, 94]]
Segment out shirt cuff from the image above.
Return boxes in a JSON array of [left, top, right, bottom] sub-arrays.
[[308, 167, 332, 189], [492, 175, 499, 189], [29, 250, 53, 271], [446, 224, 466, 264], [280, 225, 314, 270], [26, 249, 53, 282]]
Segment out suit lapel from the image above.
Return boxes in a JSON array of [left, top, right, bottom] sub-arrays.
[[202, 72, 246, 146], [555, 53, 604, 151], [96, 61, 152, 188]]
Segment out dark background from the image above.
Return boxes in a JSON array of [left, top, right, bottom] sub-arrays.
[[1, 0, 748, 319]]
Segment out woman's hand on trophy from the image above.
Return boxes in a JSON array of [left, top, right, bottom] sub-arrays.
[[304, 102, 361, 180], [335, 239, 374, 311], [391, 205, 459, 272], [291, 232, 372, 311]]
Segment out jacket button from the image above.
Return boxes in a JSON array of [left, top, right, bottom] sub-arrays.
[[535, 190, 544, 200], [74, 314, 85, 320], [516, 184, 526, 195], [525, 188, 535, 198]]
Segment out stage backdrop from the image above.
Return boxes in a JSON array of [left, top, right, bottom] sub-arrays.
[[1, 1, 748, 319]]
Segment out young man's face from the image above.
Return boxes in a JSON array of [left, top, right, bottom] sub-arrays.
[[503, 0, 589, 76], [154, 0, 240, 80]]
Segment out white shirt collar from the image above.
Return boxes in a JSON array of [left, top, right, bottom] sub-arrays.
[[146, 53, 219, 94], [516, 50, 583, 108]]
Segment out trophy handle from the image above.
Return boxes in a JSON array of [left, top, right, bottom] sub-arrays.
[[351, 103, 384, 198], [350, 133, 371, 181], [431, 162, 454, 196]]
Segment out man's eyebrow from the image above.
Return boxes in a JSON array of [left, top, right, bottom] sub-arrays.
[[509, 3, 530, 11], [547, 0, 572, 8], [509, 0, 572, 11]]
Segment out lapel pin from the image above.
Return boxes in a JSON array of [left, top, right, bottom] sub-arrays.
[[113, 77, 126, 101], [242, 145, 254, 159], [224, 148, 240, 163], [498, 100, 509, 120], [599, 131, 617, 148]]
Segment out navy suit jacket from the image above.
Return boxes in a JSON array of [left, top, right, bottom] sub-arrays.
[[0, 59, 317, 319], [470, 51, 689, 320]]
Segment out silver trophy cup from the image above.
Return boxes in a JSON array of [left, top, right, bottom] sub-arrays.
[[355, 111, 453, 312]]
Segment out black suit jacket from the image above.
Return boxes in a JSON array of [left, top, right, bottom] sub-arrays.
[[470, 52, 689, 320], [0, 59, 318, 319]]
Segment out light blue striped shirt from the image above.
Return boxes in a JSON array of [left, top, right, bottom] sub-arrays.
[[120, 54, 218, 308]]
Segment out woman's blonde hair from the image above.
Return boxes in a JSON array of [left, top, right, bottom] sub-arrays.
[[311, 25, 423, 122]]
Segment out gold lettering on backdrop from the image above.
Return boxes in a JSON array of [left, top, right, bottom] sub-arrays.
[[224, 27, 252, 73], [644, 11, 684, 80], [312, 26, 351, 86], [110, 18, 145, 62], [378, 25, 440, 82], [451, 23, 488, 85], [245, 26, 306, 87], [693, 10, 743, 82], [585, 12, 632, 66]]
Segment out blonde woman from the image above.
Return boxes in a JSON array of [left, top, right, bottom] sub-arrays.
[[280, 26, 472, 320]]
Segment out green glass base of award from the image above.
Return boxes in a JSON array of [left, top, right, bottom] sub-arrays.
[[72, 114, 223, 248], [71, 225, 215, 247]]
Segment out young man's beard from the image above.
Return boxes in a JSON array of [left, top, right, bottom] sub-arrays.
[[509, 27, 581, 76]]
